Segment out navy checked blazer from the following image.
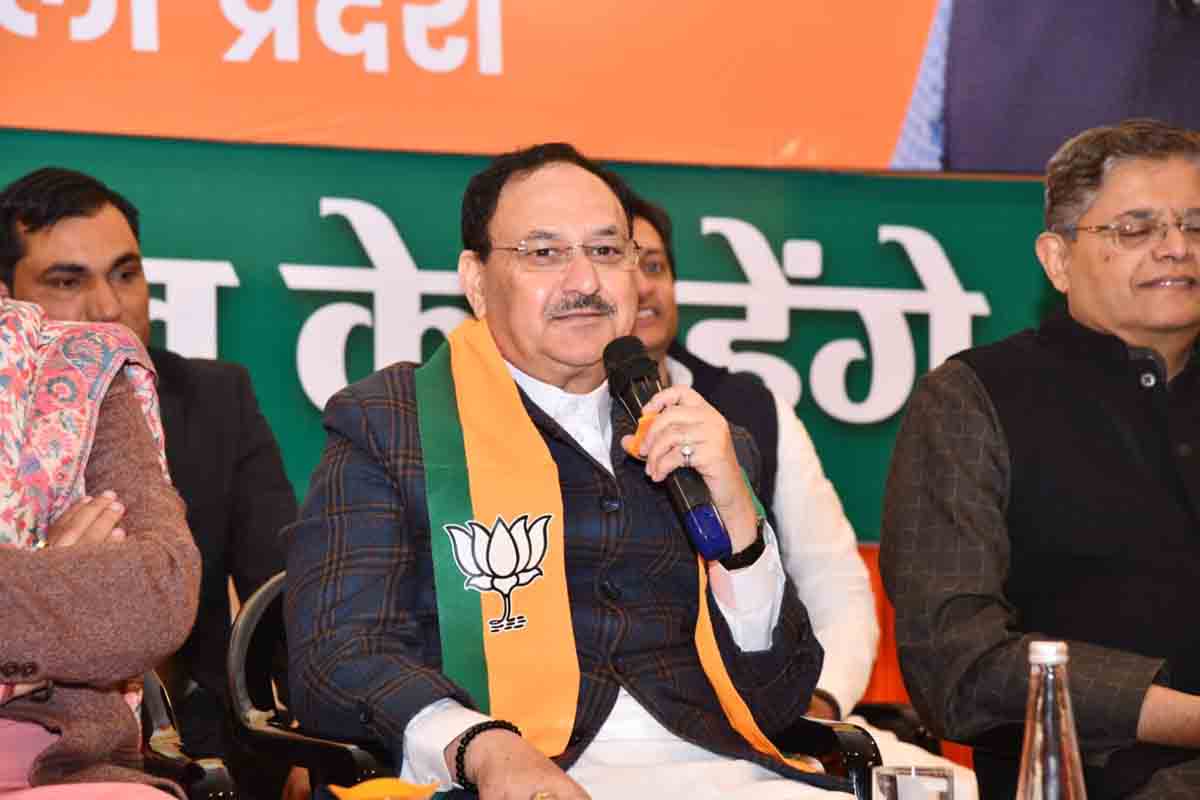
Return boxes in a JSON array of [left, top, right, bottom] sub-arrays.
[[284, 362, 839, 792]]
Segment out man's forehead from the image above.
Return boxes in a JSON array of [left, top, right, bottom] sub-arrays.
[[1082, 156, 1200, 217], [490, 163, 626, 236], [16, 209, 139, 272]]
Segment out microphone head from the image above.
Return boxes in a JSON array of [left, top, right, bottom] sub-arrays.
[[603, 336, 658, 398]]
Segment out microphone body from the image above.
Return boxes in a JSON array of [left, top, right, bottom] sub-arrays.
[[604, 338, 733, 561]]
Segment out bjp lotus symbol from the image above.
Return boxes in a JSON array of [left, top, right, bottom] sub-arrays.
[[444, 513, 550, 633]]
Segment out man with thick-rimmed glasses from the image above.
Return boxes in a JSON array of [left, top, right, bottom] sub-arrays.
[[883, 118, 1200, 798], [286, 143, 850, 799]]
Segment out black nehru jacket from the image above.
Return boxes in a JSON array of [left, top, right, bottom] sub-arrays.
[[955, 314, 1200, 796]]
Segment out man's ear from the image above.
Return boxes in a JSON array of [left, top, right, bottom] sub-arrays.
[[458, 250, 486, 318], [1036, 231, 1071, 294]]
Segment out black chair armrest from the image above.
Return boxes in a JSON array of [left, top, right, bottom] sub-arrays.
[[143, 729, 238, 800], [852, 701, 942, 756], [772, 717, 882, 800], [238, 714, 391, 788], [228, 572, 393, 787], [142, 670, 238, 799]]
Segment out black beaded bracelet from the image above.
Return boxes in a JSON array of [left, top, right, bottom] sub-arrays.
[[455, 719, 521, 793]]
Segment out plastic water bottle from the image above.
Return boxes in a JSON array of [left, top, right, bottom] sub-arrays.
[[1014, 641, 1088, 799]]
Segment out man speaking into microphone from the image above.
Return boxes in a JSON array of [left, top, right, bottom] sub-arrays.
[[285, 143, 847, 799]]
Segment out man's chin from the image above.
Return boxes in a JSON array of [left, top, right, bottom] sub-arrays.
[[633, 321, 670, 356]]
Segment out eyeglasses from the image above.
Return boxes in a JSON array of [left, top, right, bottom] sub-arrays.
[[492, 238, 641, 271], [1058, 218, 1200, 251]]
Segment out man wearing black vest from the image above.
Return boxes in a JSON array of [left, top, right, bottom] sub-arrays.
[[883, 118, 1200, 798], [626, 194, 977, 795]]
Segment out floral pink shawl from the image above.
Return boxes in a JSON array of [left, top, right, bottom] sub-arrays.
[[0, 299, 166, 550]]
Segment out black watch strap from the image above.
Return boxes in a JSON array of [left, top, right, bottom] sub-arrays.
[[720, 516, 766, 570]]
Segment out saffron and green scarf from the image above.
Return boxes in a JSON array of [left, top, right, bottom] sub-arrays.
[[414, 318, 818, 772]]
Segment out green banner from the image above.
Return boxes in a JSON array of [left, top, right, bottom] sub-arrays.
[[1, 127, 1049, 541]]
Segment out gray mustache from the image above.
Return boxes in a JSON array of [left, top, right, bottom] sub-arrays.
[[546, 291, 616, 317]]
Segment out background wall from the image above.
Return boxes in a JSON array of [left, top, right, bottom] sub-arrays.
[[0, 126, 1047, 540], [22, 1, 1178, 539]]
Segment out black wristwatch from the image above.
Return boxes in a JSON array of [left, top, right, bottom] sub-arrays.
[[720, 516, 766, 570]]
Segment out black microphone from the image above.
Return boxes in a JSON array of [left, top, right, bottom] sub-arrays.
[[603, 336, 732, 561]]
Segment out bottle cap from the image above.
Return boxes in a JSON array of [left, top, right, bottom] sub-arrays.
[[1028, 640, 1069, 665]]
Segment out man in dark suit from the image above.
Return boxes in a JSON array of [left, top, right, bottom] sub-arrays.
[[286, 144, 842, 799], [0, 167, 298, 799]]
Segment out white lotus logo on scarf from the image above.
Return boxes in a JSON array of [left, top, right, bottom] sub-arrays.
[[444, 513, 550, 633]]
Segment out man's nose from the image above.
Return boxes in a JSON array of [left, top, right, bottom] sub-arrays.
[[632, 267, 653, 299], [1155, 221, 1194, 259], [560, 246, 601, 292]]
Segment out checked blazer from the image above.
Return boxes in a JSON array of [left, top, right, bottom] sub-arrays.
[[284, 361, 841, 793]]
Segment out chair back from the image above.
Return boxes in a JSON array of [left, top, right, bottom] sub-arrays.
[[227, 571, 287, 724], [226, 570, 391, 788]]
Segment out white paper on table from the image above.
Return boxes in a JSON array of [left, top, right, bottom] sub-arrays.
[[897, 772, 952, 799]]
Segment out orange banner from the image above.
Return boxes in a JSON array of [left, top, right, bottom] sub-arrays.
[[0, 1, 936, 168]]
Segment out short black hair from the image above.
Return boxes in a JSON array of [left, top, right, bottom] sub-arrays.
[[460, 143, 634, 261], [0, 167, 140, 289], [625, 192, 676, 278]]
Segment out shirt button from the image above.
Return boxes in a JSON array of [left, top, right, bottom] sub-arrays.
[[1140, 372, 1157, 388], [1179, 443, 1194, 458], [600, 497, 621, 513], [600, 579, 622, 602]]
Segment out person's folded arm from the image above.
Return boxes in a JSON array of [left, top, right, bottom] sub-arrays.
[[882, 361, 1161, 753], [0, 372, 201, 686]]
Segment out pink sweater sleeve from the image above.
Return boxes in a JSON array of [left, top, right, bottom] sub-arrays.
[[0, 373, 201, 685]]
